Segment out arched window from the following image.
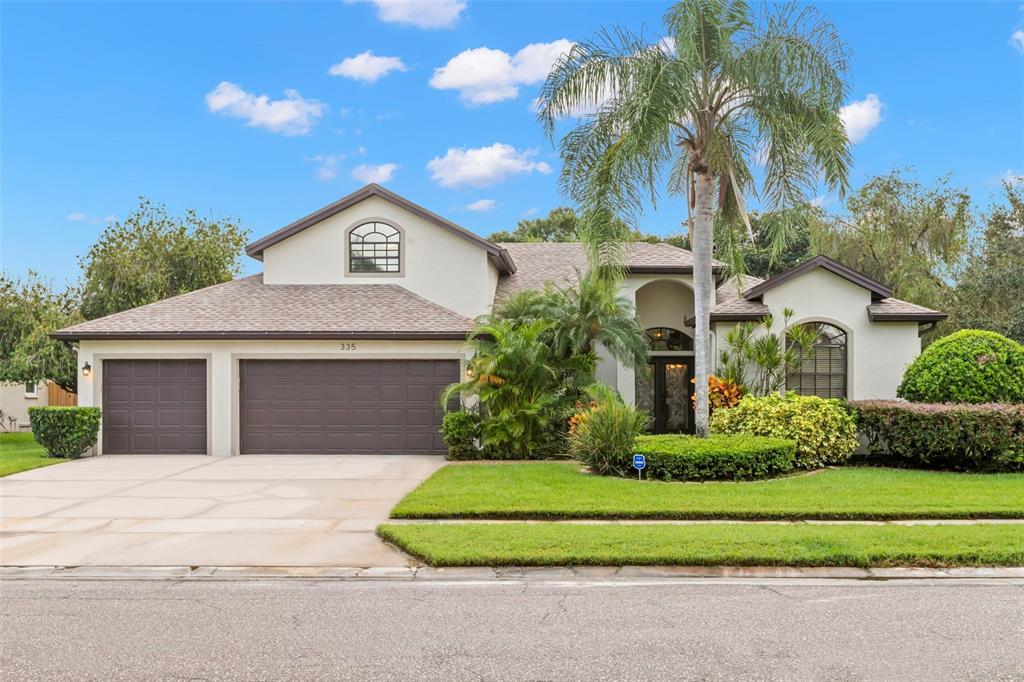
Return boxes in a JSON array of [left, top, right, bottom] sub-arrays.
[[786, 322, 847, 399], [349, 221, 401, 273], [645, 327, 693, 351]]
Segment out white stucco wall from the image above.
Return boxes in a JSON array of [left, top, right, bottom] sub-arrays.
[[76, 339, 469, 456], [260, 195, 498, 319], [718, 268, 922, 400]]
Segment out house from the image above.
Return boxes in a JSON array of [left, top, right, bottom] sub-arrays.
[[0, 381, 77, 431], [52, 184, 945, 455]]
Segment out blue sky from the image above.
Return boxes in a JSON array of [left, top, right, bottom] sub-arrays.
[[3, 0, 1023, 286]]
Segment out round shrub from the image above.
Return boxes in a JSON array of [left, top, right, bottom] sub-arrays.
[[710, 393, 858, 468], [28, 406, 101, 458], [441, 410, 482, 460], [897, 330, 1024, 404], [632, 434, 795, 481], [568, 396, 649, 476]]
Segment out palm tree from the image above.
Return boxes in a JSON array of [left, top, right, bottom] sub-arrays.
[[537, 0, 852, 436]]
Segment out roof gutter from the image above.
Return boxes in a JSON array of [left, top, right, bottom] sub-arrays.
[[50, 330, 471, 342]]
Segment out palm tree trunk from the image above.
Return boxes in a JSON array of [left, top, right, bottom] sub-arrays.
[[691, 170, 715, 437]]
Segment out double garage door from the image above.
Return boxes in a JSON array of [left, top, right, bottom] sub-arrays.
[[102, 358, 457, 455]]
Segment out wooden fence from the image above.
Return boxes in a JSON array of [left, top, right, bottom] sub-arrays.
[[47, 383, 78, 406]]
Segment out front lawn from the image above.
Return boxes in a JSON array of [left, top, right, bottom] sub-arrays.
[[0, 432, 61, 477], [378, 522, 1024, 568], [391, 463, 1024, 520]]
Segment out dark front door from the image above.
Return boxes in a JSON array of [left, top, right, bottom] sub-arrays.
[[239, 359, 459, 455], [636, 357, 694, 434], [102, 359, 207, 454]]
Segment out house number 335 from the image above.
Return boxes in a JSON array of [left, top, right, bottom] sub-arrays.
[[339, 343, 357, 351]]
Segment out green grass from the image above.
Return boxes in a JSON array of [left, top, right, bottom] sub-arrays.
[[0, 432, 62, 477], [391, 463, 1024, 520], [378, 522, 1024, 567]]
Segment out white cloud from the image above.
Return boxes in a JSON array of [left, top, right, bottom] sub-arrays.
[[308, 154, 346, 181], [352, 162, 398, 183], [839, 94, 884, 144], [66, 212, 114, 224], [1011, 30, 1024, 54], [522, 207, 538, 217], [464, 198, 496, 211], [348, 0, 466, 29], [430, 39, 573, 106], [427, 143, 552, 187], [329, 51, 408, 83], [205, 81, 325, 136]]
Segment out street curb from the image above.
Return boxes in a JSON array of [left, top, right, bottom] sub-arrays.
[[1, 565, 1021, 581]]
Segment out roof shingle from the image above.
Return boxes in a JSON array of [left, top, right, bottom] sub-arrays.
[[52, 275, 475, 340]]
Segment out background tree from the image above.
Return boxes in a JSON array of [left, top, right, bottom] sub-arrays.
[[538, 0, 852, 436], [0, 272, 81, 392], [812, 170, 970, 313], [946, 182, 1024, 343], [488, 207, 581, 242], [79, 197, 249, 320]]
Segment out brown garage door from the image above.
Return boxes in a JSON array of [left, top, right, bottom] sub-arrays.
[[102, 359, 207, 454], [240, 359, 458, 455]]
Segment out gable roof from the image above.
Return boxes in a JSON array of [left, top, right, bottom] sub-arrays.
[[51, 275, 474, 341], [742, 255, 892, 301], [245, 184, 516, 275], [494, 242, 723, 302]]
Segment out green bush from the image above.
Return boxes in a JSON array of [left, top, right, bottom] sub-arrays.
[[631, 434, 796, 481], [28, 406, 101, 458], [710, 393, 859, 468], [568, 391, 649, 476], [441, 410, 482, 461], [897, 330, 1024, 403], [851, 401, 1024, 472]]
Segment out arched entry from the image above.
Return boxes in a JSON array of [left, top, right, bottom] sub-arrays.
[[635, 327, 695, 434]]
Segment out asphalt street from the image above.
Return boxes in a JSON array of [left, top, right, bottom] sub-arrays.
[[2, 578, 1022, 681]]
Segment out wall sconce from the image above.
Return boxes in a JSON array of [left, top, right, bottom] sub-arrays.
[[82, 362, 92, 377]]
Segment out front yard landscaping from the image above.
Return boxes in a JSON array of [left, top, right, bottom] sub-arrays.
[[390, 463, 1024, 520], [378, 522, 1024, 568], [0, 432, 62, 477]]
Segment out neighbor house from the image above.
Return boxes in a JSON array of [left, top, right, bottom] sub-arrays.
[[0, 381, 77, 431], [52, 184, 945, 455]]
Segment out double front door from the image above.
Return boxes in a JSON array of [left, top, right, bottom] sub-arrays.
[[635, 357, 694, 434]]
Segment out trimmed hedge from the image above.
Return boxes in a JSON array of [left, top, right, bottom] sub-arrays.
[[850, 401, 1024, 472], [710, 393, 859, 468], [441, 410, 482, 460], [897, 330, 1024, 404], [28, 406, 101, 459], [631, 434, 796, 482]]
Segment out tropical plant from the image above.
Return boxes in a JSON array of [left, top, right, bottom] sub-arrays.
[[897, 330, 1024, 404], [691, 375, 744, 413], [568, 384, 650, 476], [443, 320, 590, 458], [717, 309, 820, 396], [537, 0, 852, 436], [711, 393, 858, 468], [491, 268, 648, 370]]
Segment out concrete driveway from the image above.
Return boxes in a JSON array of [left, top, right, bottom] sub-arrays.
[[0, 455, 445, 567]]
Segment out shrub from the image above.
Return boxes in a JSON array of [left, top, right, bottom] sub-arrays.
[[568, 389, 649, 476], [632, 434, 796, 481], [710, 393, 858, 468], [897, 330, 1024, 404], [690, 375, 743, 413], [850, 401, 1024, 472], [441, 410, 482, 461], [28, 406, 101, 458]]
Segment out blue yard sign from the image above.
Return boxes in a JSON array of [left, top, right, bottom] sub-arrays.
[[632, 453, 646, 480]]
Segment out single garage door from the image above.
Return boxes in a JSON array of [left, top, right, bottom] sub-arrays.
[[239, 359, 459, 455], [102, 359, 207, 454]]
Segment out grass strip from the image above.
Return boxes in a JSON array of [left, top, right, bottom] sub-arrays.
[[378, 522, 1024, 568], [0, 432, 62, 477], [391, 463, 1024, 520]]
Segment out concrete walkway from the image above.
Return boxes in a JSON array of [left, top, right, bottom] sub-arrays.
[[0, 454, 445, 567]]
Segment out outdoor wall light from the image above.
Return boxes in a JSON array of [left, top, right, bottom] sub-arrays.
[[82, 362, 92, 377]]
